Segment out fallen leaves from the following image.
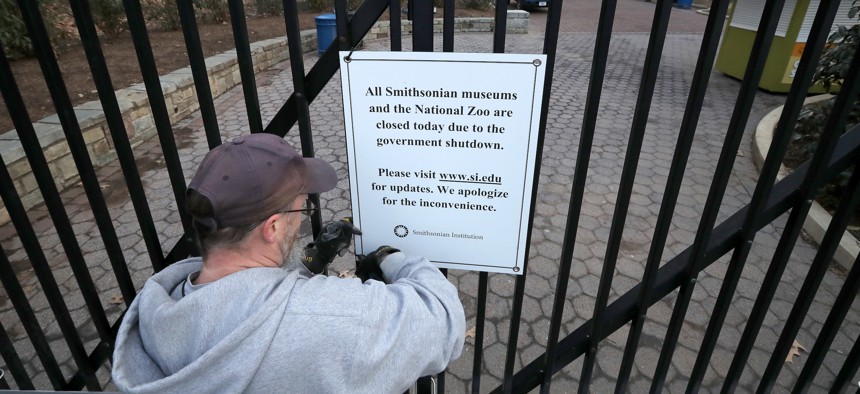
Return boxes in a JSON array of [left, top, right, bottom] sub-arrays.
[[786, 339, 807, 363], [337, 270, 356, 279], [109, 295, 124, 305], [465, 326, 476, 339]]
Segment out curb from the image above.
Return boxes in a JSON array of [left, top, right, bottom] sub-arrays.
[[752, 94, 857, 271]]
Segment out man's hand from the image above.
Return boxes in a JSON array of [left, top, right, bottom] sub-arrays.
[[302, 218, 362, 274], [356, 245, 400, 283]]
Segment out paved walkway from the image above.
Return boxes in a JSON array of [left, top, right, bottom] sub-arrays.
[[1, 0, 858, 391]]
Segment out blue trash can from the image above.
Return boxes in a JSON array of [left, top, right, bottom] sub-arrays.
[[315, 14, 337, 55], [675, 0, 692, 9]]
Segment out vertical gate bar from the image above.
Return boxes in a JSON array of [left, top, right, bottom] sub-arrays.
[[437, 363, 445, 393], [263, 0, 390, 135], [72, 0, 163, 303], [0, 246, 60, 389], [437, 266, 449, 393], [13, 0, 119, 345], [335, 0, 349, 51], [495, 121, 860, 393], [830, 335, 860, 393], [648, 0, 787, 389], [432, 1, 459, 384], [411, 1, 432, 391], [176, 0, 222, 149], [708, 0, 844, 389], [0, 220, 64, 389], [580, 0, 673, 388], [0, 319, 33, 390], [66, 340, 113, 390], [442, 0, 454, 52], [794, 255, 860, 392], [535, 0, 591, 389], [123, 0, 194, 243], [0, 56, 101, 391], [453, 2, 485, 390], [537, 0, 618, 392], [504, 0, 563, 391], [502, 0, 617, 393], [228, 0, 264, 134], [772, 166, 860, 389], [389, 0, 402, 51], [757, 43, 860, 393], [616, 0, 732, 389], [411, 0, 433, 51], [502, 276, 527, 394], [282, 0, 322, 236], [489, 1, 512, 391], [492, 0, 507, 53], [471, 272, 489, 394]]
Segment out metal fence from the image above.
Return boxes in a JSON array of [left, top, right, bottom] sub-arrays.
[[0, 0, 858, 391]]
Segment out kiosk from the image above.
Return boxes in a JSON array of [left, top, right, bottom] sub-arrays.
[[715, 0, 855, 93]]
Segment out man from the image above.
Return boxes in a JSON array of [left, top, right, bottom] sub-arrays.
[[112, 133, 465, 393]]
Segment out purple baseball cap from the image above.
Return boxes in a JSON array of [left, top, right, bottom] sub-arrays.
[[187, 133, 337, 230]]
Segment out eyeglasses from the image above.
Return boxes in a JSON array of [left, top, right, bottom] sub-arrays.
[[246, 199, 319, 232], [281, 199, 319, 217]]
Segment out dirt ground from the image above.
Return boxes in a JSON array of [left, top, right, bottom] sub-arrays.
[[0, 7, 492, 133]]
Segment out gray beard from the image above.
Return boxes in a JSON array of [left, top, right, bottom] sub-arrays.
[[280, 231, 304, 271]]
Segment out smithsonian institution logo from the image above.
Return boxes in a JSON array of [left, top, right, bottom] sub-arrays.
[[396, 225, 484, 240]]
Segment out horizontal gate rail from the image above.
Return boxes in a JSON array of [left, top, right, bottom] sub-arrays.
[[263, 0, 389, 136], [718, 0, 844, 389], [754, 14, 860, 391], [1, 0, 857, 390], [651, 0, 787, 389], [495, 122, 860, 393]]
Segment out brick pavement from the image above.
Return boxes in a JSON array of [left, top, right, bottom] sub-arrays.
[[526, 0, 710, 34], [1, 2, 859, 392]]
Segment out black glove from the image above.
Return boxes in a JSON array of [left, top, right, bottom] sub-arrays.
[[302, 218, 362, 274], [356, 245, 400, 283]]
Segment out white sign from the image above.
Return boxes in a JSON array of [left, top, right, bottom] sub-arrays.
[[340, 51, 546, 274]]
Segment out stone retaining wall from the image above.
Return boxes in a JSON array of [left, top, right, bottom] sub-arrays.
[[0, 12, 528, 223]]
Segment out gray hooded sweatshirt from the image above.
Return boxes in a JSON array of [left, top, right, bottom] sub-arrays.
[[111, 252, 465, 393]]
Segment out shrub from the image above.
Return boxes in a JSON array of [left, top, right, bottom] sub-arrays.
[[459, 0, 493, 11], [195, 0, 230, 23], [143, 0, 182, 30], [786, 1, 860, 209], [814, 1, 860, 92], [90, 0, 128, 36], [255, 0, 283, 16], [0, 0, 33, 59], [0, 0, 73, 59]]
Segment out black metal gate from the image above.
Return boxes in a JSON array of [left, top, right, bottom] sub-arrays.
[[0, 0, 859, 391]]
